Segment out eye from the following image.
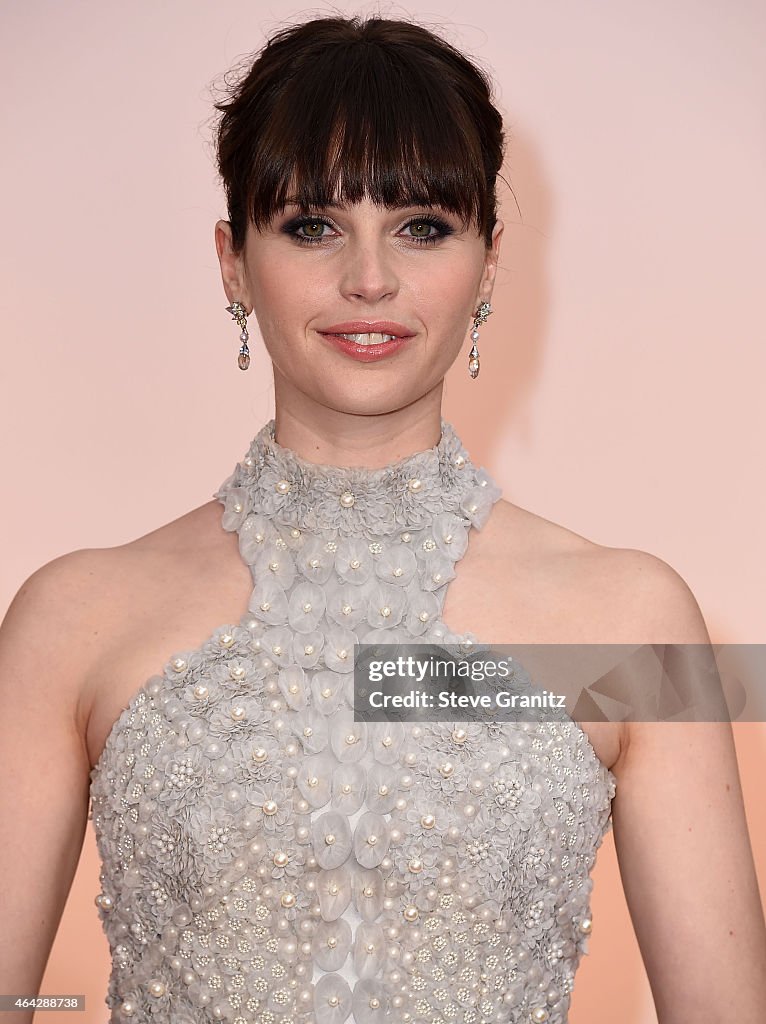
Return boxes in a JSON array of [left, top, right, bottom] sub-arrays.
[[282, 216, 335, 245], [401, 216, 454, 246]]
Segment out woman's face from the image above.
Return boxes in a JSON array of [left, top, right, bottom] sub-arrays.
[[215, 194, 503, 417]]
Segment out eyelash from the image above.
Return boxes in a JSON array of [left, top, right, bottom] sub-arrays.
[[282, 214, 454, 247]]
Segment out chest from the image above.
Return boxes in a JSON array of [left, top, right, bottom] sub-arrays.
[[84, 512, 623, 774]]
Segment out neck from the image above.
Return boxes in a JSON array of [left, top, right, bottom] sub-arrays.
[[270, 374, 445, 469]]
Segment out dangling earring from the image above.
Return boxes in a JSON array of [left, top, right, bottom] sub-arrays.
[[226, 301, 250, 370], [468, 301, 492, 379]]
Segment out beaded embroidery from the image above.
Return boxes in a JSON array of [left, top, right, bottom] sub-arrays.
[[89, 419, 616, 1024]]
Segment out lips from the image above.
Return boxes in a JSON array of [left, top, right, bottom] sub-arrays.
[[318, 331, 413, 362]]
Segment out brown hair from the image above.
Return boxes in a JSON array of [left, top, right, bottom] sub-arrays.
[[212, 14, 507, 252]]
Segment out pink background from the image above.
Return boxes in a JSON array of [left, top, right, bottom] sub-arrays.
[[2, 2, 764, 1021]]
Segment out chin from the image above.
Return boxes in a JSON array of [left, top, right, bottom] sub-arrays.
[[307, 381, 432, 418]]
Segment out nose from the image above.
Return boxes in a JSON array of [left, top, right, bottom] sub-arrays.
[[337, 234, 400, 304]]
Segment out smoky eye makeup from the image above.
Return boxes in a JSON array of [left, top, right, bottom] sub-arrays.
[[279, 210, 457, 247]]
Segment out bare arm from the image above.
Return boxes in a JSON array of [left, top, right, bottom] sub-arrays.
[[0, 552, 103, 1022], [611, 553, 766, 1022]]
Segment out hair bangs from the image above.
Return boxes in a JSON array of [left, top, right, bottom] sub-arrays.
[[246, 42, 488, 236]]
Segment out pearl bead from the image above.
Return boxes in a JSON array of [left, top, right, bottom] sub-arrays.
[[408, 478, 422, 492], [349, 559, 361, 569], [275, 479, 291, 494], [171, 658, 187, 672], [579, 918, 592, 934], [148, 980, 166, 997], [339, 491, 355, 507], [263, 800, 278, 815], [302, 602, 312, 612], [403, 906, 419, 922]]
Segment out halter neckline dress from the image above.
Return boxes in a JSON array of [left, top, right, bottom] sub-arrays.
[[89, 419, 616, 1024]]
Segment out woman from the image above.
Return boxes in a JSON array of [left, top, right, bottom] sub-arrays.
[[1, 13, 764, 1024]]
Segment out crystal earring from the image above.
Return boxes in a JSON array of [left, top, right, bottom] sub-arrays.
[[468, 301, 492, 379], [226, 301, 250, 370]]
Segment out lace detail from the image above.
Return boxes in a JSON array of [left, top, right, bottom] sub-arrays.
[[89, 419, 616, 1024]]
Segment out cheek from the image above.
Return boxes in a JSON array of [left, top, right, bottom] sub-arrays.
[[248, 256, 303, 340], [410, 268, 478, 345]]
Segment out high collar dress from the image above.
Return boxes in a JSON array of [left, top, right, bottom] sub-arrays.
[[89, 419, 617, 1024]]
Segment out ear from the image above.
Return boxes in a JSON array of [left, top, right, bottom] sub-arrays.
[[215, 220, 252, 311], [477, 218, 504, 305]]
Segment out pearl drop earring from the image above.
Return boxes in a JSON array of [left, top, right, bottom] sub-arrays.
[[469, 301, 492, 379], [226, 301, 250, 370]]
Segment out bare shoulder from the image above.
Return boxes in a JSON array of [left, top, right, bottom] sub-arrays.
[[487, 497, 711, 645], [2, 500, 237, 723]]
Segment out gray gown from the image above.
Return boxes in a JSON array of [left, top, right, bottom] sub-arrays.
[[89, 419, 617, 1024]]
